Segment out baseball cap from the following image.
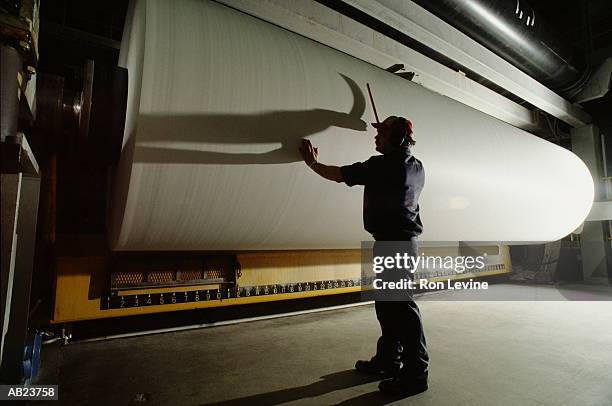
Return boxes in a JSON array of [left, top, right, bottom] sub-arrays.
[[371, 117, 413, 135]]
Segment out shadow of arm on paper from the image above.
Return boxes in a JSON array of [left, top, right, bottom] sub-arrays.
[[132, 73, 367, 165]]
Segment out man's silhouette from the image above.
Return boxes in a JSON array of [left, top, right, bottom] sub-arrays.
[[299, 116, 429, 397]]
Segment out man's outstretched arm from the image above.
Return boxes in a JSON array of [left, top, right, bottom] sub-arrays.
[[299, 139, 344, 183]]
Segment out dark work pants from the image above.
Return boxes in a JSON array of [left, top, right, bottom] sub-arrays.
[[374, 301, 429, 377], [372, 237, 429, 378]]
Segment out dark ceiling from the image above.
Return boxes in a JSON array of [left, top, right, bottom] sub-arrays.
[[38, 0, 127, 76], [532, 0, 612, 66]]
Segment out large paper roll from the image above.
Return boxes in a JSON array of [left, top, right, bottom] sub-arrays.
[[109, 0, 594, 251]]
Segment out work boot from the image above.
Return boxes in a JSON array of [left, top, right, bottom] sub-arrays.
[[355, 357, 386, 375], [378, 374, 428, 397], [356, 337, 404, 375], [355, 356, 402, 376]]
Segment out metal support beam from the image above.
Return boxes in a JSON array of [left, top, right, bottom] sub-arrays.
[[0, 134, 40, 383], [574, 57, 612, 104], [0, 173, 21, 370], [341, 0, 591, 127], [218, 0, 590, 129], [571, 125, 610, 284], [0, 174, 40, 383], [217, 0, 540, 131]]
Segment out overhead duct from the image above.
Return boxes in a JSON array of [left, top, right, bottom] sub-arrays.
[[409, 0, 590, 99]]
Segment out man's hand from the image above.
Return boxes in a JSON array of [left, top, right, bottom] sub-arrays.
[[299, 139, 318, 166], [298, 138, 343, 183]]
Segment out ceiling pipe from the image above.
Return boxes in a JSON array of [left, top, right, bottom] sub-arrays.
[[410, 0, 591, 99]]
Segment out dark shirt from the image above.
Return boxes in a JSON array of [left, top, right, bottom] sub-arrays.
[[340, 147, 424, 238]]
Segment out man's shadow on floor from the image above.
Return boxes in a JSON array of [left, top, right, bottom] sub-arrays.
[[199, 369, 410, 406]]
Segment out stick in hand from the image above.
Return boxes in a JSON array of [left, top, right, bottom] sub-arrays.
[[366, 83, 380, 124]]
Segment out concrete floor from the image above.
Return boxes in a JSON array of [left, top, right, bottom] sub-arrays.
[[35, 284, 612, 405]]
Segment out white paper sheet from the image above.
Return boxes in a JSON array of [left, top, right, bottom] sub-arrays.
[[109, 0, 594, 251]]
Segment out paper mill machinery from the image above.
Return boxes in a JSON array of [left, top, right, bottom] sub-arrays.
[[2, 0, 611, 383]]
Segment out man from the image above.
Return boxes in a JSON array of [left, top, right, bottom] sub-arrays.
[[299, 116, 429, 397]]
